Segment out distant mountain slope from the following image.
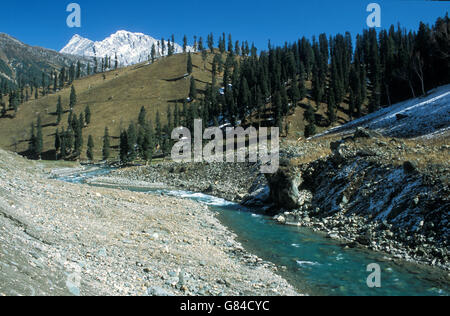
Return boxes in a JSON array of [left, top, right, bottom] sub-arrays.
[[61, 30, 191, 67], [0, 33, 91, 86], [317, 84, 450, 139]]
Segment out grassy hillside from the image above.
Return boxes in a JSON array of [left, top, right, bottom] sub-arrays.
[[0, 52, 221, 160], [0, 50, 356, 161]]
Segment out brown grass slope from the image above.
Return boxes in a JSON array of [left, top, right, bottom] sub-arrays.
[[0, 52, 220, 160], [0, 49, 358, 161]]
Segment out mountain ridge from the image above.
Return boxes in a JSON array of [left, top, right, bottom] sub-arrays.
[[0, 33, 91, 86], [60, 30, 192, 67]]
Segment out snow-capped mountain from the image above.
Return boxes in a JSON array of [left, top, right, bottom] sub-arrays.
[[60, 30, 191, 67]]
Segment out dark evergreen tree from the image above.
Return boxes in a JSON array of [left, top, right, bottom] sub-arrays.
[[273, 92, 282, 129], [304, 103, 316, 124], [86, 135, 94, 161], [183, 35, 188, 53], [56, 96, 63, 125], [327, 89, 337, 124], [35, 116, 43, 159], [151, 44, 156, 63], [84, 106, 91, 125], [142, 121, 154, 162], [55, 128, 61, 160], [28, 123, 36, 157], [119, 130, 129, 164], [69, 85, 77, 109], [187, 53, 193, 74], [127, 122, 138, 161], [74, 116, 83, 157], [189, 76, 197, 100], [138, 106, 147, 126], [102, 127, 110, 161], [304, 122, 316, 138], [60, 128, 67, 159], [76, 61, 81, 79]]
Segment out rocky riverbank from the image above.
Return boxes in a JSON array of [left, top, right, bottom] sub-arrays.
[[107, 129, 450, 272], [0, 149, 299, 296], [107, 161, 265, 203], [265, 130, 450, 271]]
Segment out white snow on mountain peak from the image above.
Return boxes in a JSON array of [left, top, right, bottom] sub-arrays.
[[60, 30, 191, 66]]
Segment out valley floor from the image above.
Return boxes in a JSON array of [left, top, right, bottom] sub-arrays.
[[0, 149, 298, 296]]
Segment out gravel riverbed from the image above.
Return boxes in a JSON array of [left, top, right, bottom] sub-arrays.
[[0, 149, 299, 296]]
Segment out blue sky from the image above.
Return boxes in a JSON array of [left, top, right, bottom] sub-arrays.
[[1, 0, 449, 51]]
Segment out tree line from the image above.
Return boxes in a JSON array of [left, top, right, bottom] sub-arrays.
[[180, 15, 449, 137]]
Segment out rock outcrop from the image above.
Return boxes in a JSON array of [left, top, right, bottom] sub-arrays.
[[261, 129, 450, 269]]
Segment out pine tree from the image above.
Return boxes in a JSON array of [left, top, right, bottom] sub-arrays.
[[183, 35, 188, 53], [119, 130, 129, 164], [79, 112, 85, 129], [56, 96, 63, 125], [85, 105, 91, 125], [69, 85, 77, 109], [289, 82, 301, 106], [304, 103, 316, 124], [94, 57, 98, 73], [55, 128, 61, 160], [102, 127, 110, 161], [174, 103, 180, 127], [281, 85, 289, 116], [208, 33, 214, 53], [127, 122, 137, 161], [60, 128, 67, 159], [304, 122, 316, 138], [238, 77, 251, 121], [87, 135, 94, 161], [142, 121, 154, 162], [187, 53, 193, 74], [74, 116, 83, 157], [29, 123, 36, 157], [327, 89, 337, 124], [189, 76, 197, 100], [273, 92, 282, 129], [53, 73, 58, 92], [76, 61, 81, 79], [311, 66, 323, 108], [155, 110, 162, 146], [136, 106, 146, 126], [35, 116, 43, 159], [198, 36, 204, 52], [151, 44, 156, 63], [228, 34, 234, 55]]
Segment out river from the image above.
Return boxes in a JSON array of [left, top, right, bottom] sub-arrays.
[[55, 166, 449, 296]]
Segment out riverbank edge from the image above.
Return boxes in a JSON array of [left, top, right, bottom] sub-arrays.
[[45, 166, 302, 296], [103, 159, 450, 275]]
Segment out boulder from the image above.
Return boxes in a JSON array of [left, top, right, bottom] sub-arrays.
[[353, 127, 382, 139], [147, 286, 173, 296], [403, 161, 418, 174], [241, 185, 270, 207], [265, 162, 303, 210]]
